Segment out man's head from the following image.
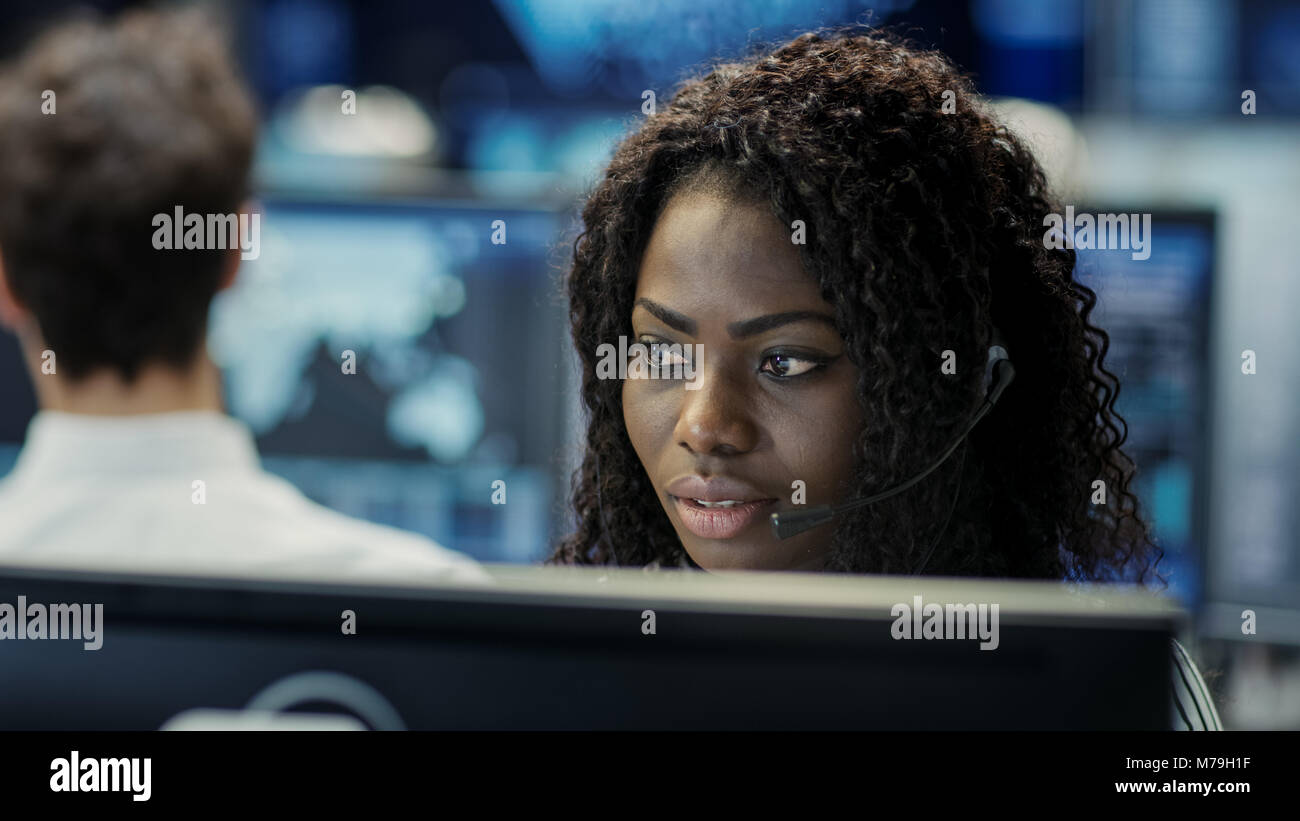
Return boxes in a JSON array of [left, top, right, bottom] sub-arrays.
[[0, 8, 256, 385]]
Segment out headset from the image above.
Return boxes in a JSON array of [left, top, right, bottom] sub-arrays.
[[769, 328, 1016, 574]]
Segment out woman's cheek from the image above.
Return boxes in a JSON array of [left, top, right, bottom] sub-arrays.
[[798, 385, 865, 502], [621, 382, 670, 474]]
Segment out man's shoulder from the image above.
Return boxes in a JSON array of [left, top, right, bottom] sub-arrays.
[[227, 470, 492, 584], [0, 459, 491, 586]]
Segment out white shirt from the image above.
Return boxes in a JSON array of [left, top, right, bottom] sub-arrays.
[[0, 411, 490, 586]]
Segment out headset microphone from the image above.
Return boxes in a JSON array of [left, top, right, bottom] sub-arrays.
[[769, 331, 1015, 543]]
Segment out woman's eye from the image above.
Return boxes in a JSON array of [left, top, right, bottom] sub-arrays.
[[649, 343, 688, 368], [760, 353, 822, 378], [636, 338, 692, 376]]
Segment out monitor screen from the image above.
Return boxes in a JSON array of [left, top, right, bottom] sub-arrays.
[[208, 197, 574, 564], [1072, 209, 1216, 609]]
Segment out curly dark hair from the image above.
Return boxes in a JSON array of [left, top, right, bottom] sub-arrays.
[[548, 28, 1164, 584]]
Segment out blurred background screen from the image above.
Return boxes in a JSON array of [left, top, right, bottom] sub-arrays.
[[1073, 210, 1216, 606], [207, 197, 572, 564]]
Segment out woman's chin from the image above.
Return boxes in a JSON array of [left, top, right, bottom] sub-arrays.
[[678, 536, 821, 572]]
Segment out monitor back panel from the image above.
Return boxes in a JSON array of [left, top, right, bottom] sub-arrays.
[[0, 567, 1176, 730]]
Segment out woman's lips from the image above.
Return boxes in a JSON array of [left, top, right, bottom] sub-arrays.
[[670, 496, 778, 540], [664, 475, 778, 541]]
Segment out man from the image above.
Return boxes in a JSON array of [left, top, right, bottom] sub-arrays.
[[0, 9, 486, 585]]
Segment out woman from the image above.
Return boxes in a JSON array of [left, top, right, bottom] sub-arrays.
[[547, 29, 1219, 728]]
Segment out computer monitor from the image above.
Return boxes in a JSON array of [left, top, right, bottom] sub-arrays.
[[1072, 209, 1216, 610], [210, 196, 574, 564], [0, 563, 1181, 730]]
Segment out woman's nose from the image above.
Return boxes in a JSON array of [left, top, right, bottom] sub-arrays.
[[673, 365, 759, 456]]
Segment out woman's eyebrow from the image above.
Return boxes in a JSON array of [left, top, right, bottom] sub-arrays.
[[634, 299, 837, 339], [633, 298, 696, 334], [726, 311, 838, 339]]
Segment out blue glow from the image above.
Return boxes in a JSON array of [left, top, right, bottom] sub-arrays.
[[492, 0, 912, 97]]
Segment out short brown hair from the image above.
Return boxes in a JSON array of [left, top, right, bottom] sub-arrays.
[[0, 8, 257, 381]]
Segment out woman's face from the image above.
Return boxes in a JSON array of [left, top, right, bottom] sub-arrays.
[[623, 191, 864, 570]]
